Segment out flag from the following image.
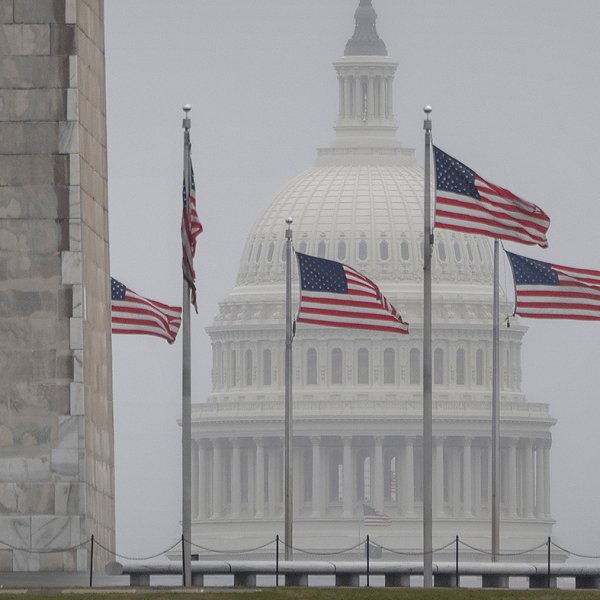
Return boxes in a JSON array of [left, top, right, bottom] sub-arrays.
[[182, 162, 202, 311], [433, 146, 550, 248], [111, 278, 182, 344], [295, 252, 408, 334], [506, 251, 600, 320], [363, 504, 391, 527]]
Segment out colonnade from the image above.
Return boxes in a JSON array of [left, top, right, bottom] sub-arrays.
[[337, 72, 394, 121], [192, 434, 551, 523]]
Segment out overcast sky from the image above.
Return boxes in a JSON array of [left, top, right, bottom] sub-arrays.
[[104, 1, 600, 559]]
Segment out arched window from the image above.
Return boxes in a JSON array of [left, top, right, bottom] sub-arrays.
[[317, 240, 326, 258], [331, 348, 343, 384], [329, 450, 343, 502], [467, 242, 474, 262], [357, 348, 369, 384], [337, 240, 346, 261], [380, 240, 389, 261], [231, 350, 237, 387], [383, 348, 395, 384], [299, 240, 307, 254], [358, 240, 368, 261], [400, 240, 410, 260], [267, 242, 275, 263], [476, 349, 484, 386], [456, 348, 466, 385], [434, 348, 444, 385], [454, 241, 462, 261], [245, 349, 253, 386], [409, 348, 420, 384], [281, 243, 286, 262], [263, 349, 272, 386], [438, 242, 447, 262], [307, 348, 317, 385], [255, 243, 262, 263]]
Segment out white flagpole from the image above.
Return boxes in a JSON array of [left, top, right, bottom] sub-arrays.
[[284, 217, 294, 561], [422, 106, 433, 588], [492, 239, 500, 561], [181, 104, 192, 586]]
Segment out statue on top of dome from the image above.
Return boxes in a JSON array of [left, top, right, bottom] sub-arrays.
[[344, 0, 387, 57]]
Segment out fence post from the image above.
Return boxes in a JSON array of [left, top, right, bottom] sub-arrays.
[[89, 534, 94, 588], [455, 535, 459, 587], [276, 535, 279, 587], [366, 535, 370, 587], [548, 536, 551, 588], [182, 534, 186, 587]]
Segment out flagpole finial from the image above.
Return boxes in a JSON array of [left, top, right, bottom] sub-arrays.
[[286, 216, 293, 228], [183, 104, 191, 130], [183, 104, 191, 114], [424, 105, 432, 117]]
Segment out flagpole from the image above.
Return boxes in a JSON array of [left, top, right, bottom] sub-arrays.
[[422, 106, 433, 588], [492, 239, 500, 561], [284, 217, 294, 561], [181, 104, 192, 586]]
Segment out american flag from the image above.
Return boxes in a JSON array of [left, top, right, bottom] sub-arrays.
[[433, 146, 550, 248], [363, 504, 391, 527], [182, 162, 202, 311], [111, 278, 182, 344], [295, 252, 408, 334], [506, 251, 600, 320]]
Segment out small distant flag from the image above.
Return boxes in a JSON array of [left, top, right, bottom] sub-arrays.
[[296, 253, 408, 334], [433, 146, 550, 248], [506, 251, 600, 320], [111, 278, 182, 344], [363, 504, 391, 527], [182, 162, 203, 311]]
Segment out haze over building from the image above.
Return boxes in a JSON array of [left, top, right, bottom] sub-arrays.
[[190, 0, 557, 560]]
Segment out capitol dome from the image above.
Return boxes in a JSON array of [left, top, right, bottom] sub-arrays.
[[190, 0, 557, 562]]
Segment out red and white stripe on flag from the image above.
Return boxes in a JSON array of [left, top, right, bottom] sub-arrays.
[[433, 146, 550, 248], [182, 163, 202, 310], [111, 278, 182, 344], [296, 252, 408, 335]]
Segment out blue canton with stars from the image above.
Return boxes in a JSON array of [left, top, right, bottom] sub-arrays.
[[506, 252, 559, 286], [433, 146, 480, 200], [296, 252, 349, 294], [111, 278, 127, 300]]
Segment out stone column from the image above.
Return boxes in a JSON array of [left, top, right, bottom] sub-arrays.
[[293, 447, 301, 518], [197, 442, 208, 519], [523, 439, 534, 518], [342, 436, 353, 517], [344, 77, 352, 118], [473, 446, 482, 517], [434, 437, 445, 517], [268, 444, 278, 517], [191, 441, 199, 520], [373, 436, 384, 511], [311, 437, 322, 517], [254, 438, 265, 518], [544, 439, 552, 518], [535, 439, 545, 518], [338, 75, 345, 118], [452, 445, 461, 517], [402, 437, 415, 517], [462, 437, 473, 517], [367, 76, 375, 119], [231, 439, 241, 518], [378, 78, 386, 118], [355, 77, 363, 120], [507, 438, 518, 518], [212, 440, 223, 518], [386, 76, 393, 118], [247, 446, 255, 517]]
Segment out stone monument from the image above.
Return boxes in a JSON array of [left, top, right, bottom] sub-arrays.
[[0, 0, 115, 571]]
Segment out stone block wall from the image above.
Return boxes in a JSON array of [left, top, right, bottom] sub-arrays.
[[0, 0, 114, 571]]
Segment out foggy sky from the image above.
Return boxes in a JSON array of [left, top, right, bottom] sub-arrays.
[[104, 1, 600, 558]]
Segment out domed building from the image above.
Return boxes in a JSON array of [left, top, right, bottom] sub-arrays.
[[190, 0, 556, 561]]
